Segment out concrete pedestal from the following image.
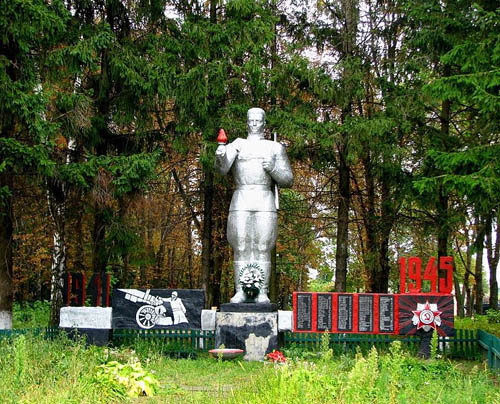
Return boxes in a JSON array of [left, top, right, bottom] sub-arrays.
[[59, 307, 112, 346], [215, 311, 278, 361]]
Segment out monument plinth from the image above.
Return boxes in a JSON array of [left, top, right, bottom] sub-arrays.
[[220, 303, 277, 313], [215, 310, 278, 361]]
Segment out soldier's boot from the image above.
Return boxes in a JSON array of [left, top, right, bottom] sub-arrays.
[[256, 261, 271, 304], [230, 261, 247, 303]]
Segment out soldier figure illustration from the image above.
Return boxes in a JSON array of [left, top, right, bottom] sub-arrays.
[[215, 108, 293, 303]]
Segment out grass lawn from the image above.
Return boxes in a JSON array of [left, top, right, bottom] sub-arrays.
[[141, 354, 271, 403], [0, 332, 498, 404]]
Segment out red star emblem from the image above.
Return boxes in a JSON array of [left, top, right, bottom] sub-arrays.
[[412, 301, 442, 331]]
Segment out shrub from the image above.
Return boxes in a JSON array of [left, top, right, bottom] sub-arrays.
[[91, 360, 160, 399], [13, 300, 50, 328], [455, 313, 500, 337]]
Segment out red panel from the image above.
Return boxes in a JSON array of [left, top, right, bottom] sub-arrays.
[[292, 292, 298, 331], [331, 293, 335, 332], [352, 294, 359, 333], [373, 294, 380, 334], [311, 292, 318, 332], [331, 293, 338, 333]]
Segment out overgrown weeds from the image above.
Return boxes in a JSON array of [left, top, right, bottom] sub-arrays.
[[225, 340, 499, 404], [0, 333, 497, 404]]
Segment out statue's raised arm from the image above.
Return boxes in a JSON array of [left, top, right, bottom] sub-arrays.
[[215, 108, 293, 304]]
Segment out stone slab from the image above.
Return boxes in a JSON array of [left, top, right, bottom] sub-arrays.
[[215, 312, 278, 361], [220, 303, 277, 313], [0, 311, 12, 329], [59, 307, 112, 329], [201, 309, 216, 331], [112, 289, 204, 330], [278, 310, 293, 331]]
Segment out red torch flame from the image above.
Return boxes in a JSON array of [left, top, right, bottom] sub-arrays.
[[217, 128, 228, 145]]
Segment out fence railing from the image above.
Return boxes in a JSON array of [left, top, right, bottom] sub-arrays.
[[282, 329, 481, 358], [0, 326, 497, 369], [282, 332, 421, 354], [439, 329, 480, 358], [0, 327, 59, 340], [112, 328, 216, 352], [478, 330, 500, 370]]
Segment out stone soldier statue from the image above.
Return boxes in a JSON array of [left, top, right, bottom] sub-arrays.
[[215, 108, 293, 303]]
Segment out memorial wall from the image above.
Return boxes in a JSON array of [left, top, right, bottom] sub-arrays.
[[293, 256, 456, 336], [293, 292, 454, 336]]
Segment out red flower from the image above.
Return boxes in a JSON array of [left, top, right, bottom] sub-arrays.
[[266, 350, 286, 363]]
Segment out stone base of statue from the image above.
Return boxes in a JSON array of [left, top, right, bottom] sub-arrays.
[[215, 306, 278, 361], [220, 303, 277, 313]]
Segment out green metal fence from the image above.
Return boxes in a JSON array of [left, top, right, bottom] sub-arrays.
[[0, 327, 59, 340], [439, 329, 480, 359], [0, 326, 497, 370], [282, 329, 481, 358], [282, 332, 421, 354], [112, 328, 216, 352], [478, 330, 500, 370]]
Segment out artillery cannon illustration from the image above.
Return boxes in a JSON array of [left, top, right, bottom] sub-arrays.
[[122, 289, 188, 329]]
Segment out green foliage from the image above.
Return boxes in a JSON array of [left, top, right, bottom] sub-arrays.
[[13, 300, 50, 328], [485, 309, 500, 324], [92, 360, 160, 399], [0, 333, 114, 403], [320, 331, 333, 362], [428, 5, 500, 118], [129, 337, 198, 360], [225, 343, 497, 404], [455, 314, 500, 337], [414, 145, 500, 210], [308, 279, 335, 292], [342, 346, 379, 403], [0, 333, 498, 404], [431, 330, 439, 359]]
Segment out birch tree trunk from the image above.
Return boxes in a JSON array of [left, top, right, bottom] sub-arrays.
[[47, 178, 68, 326]]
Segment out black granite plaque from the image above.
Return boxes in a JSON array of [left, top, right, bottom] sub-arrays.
[[316, 294, 332, 331], [112, 289, 204, 329], [337, 294, 353, 331], [379, 295, 394, 333], [358, 295, 374, 332], [296, 293, 312, 331]]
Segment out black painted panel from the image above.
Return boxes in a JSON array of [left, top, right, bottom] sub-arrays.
[[112, 289, 204, 330]]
